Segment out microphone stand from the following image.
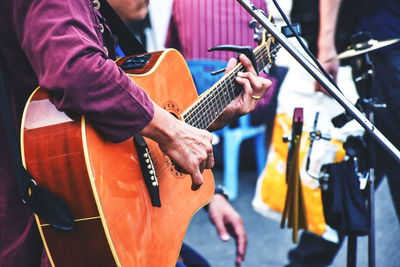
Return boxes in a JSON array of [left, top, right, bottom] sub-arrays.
[[349, 50, 382, 267], [236, 0, 400, 164]]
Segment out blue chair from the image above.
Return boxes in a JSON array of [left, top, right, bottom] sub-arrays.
[[186, 59, 267, 200]]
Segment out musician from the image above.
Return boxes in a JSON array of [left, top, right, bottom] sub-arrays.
[[0, 0, 271, 266]]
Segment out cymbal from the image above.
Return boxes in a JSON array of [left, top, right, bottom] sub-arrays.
[[328, 38, 400, 61]]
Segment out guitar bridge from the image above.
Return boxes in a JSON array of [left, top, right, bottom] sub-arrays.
[[133, 135, 161, 207]]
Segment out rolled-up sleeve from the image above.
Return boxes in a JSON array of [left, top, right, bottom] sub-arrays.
[[14, 0, 154, 142]]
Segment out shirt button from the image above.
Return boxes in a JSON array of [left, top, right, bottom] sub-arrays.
[[103, 46, 109, 56]]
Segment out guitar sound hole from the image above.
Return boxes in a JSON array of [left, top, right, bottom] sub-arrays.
[[164, 154, 185, 178]]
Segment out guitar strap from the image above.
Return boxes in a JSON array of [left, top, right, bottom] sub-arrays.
[[98, 0, 147, 56], [0, 63, 73, 231]]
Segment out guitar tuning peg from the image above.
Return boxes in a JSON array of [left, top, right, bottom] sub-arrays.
[[249, 18, 263, 43], [249, 18, 258, 29]]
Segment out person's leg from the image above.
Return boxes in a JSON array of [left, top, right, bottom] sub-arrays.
[[286, 231, 344, 267], [177, 243, 210, 267], [176, 262, 187, 267]]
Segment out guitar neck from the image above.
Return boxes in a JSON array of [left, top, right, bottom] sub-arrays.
[[182, 38, 277, 130]]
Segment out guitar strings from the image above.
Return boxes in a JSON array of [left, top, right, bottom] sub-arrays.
[[183, 40, 278, 130], [146, 41, 278, 175], [183, 46, 270, 128], [146, 39, 279, 176], [190, 40, 277, 129], [147, 43, 278, 176]]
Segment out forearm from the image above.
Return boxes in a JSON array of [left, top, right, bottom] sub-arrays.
[[19, 0, 154, 142], [318, 0, 342, 60], [140, 104, 177, 144]]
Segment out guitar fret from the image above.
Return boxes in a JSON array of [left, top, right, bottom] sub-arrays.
[[182, 38, 279, 130]]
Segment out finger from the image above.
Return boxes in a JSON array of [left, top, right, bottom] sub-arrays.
[[234, 223, 247, 265], [239, 54, 256, 75], [205, 150, 215, 169], [237, 71, 261, 89], [225, 57, 238, 73], [237, 72, 271, 99], [225, 218, 246, 263], [191, 169, 203, 191], [199, 161, 205, 174], [235, 75, 252, 92], [214, 216, 230, 242]]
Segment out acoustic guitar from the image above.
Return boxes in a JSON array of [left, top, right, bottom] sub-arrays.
[[20, 35, 278, 266]]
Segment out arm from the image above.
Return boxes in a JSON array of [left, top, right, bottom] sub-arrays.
[[17, 0, 213, 189], [17, 0, 269, 191], [315, 0, 342, 94], [19, 0, 154, 142], [208, 194, 247, 267]]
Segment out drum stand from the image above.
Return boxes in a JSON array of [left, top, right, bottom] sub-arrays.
[[346, 47, 385, 267]]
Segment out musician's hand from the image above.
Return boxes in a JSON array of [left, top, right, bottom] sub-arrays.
[[315, 40, 339, 95], [140, 105, 214, 190], [208, 194, 247, 267], [209, 54, 271, 131]]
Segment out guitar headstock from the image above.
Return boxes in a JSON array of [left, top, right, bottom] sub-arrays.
[[249, 16, 280, 73]]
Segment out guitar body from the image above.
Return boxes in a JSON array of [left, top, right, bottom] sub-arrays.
[[21, 49, 215, 266]]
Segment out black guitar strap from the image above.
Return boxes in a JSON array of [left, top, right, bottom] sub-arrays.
[[98, 0, 147, 55], [0, 63, 73, 231]]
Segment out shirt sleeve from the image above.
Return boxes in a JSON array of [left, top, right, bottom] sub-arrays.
[[14, 0, 154, 142]]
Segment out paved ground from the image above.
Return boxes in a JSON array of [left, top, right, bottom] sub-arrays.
[[183, 167, 400, 267]]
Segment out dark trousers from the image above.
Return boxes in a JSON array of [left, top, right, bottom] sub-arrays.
[[176, 243, 210, 267]]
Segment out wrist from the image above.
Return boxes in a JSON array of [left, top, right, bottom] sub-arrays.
[[214, 185, 229, 200], [204, 185, 229, 211], [140, 104, 176, 143]]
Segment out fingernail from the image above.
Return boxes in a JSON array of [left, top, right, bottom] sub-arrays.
[[221, 233, 230, 241]]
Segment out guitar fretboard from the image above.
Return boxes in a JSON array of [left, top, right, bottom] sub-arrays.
[[182, 38, 278, 130]]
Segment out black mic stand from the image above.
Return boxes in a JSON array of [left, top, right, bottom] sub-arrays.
[[236, 0, 400, 165], [347, 36, 387, 266]]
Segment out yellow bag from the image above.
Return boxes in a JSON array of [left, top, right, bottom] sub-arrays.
[[253, 113, 346, 236]]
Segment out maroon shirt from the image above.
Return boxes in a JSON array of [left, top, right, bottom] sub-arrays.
[[0, 0, 154, 265]]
